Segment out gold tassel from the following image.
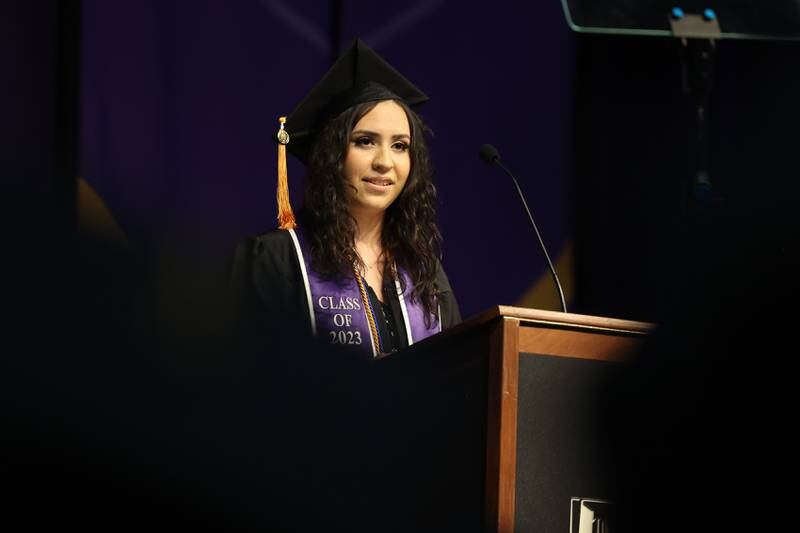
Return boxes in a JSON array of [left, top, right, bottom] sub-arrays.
[[276, 116, 296, 230]]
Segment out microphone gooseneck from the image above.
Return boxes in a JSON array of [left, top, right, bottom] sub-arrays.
[[479, 144, 568, 313]]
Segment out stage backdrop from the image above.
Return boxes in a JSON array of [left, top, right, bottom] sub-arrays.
[[80, 0, 575, 319]]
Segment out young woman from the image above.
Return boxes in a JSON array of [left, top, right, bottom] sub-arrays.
[[231, 40, 460, 358]]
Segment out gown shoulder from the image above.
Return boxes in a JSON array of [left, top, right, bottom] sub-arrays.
[[229, 229, 309, 334]]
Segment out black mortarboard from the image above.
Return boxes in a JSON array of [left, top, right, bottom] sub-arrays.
[[274, 39, 428, 229]]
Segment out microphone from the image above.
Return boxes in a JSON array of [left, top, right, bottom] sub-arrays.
[[479, 144, 568, 313], [479, 144, 500, 165]]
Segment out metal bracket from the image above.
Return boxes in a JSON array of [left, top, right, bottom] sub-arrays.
[[670, 13, 721, 40]]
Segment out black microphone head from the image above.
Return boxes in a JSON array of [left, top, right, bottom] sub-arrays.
[[479, 144, 500, 165]]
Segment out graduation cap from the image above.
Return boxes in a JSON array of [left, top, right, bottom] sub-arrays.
[[275, 39, 428, 229]]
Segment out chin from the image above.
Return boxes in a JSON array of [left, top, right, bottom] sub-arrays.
[[352, 196, 399, 214], [356, 202, 390, 214]]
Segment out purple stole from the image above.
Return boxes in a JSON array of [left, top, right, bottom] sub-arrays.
[[287, 228, 441, 357]]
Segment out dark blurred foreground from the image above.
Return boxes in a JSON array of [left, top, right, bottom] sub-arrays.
[[599, 200, 800, 532], [2, 205, 415, 531]]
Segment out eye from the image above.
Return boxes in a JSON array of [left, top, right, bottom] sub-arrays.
[[353, 136, 374, 147], [392, 141, 409, 152]]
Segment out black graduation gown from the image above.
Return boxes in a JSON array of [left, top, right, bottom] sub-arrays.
[[229, 229, 462, 353]]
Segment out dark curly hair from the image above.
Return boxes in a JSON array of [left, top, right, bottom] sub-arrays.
[[301, 99, 442, 325]]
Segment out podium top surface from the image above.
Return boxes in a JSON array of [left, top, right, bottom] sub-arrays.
[[389, 305, 655, 363], [561, 0, 800, 41], [462, 305, 655, 336]]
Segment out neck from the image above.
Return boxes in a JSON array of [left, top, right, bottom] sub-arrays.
[[352, 208, 385, 248]]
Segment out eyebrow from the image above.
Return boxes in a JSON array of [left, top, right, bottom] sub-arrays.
[[351, 129, 410, 141]]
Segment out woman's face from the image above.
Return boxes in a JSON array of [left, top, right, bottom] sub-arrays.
[[343, 100, 411, 215]]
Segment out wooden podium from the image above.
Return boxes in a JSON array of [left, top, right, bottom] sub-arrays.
[[362, 306, 653, 532]]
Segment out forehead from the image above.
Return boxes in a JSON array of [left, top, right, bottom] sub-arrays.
[[354, 100, 410, 135]]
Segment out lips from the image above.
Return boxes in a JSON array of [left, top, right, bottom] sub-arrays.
[[362, 177, 394, 187]]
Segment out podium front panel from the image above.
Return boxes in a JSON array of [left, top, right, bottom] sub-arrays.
[[513, 352, 618, 532], [486, 310, 652, 533]]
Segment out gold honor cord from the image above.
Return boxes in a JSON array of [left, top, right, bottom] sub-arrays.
[[353, 268, 383, 357]]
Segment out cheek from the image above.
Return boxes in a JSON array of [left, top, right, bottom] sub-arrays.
[[343, 164, 359, 189], [398, 155, 411, 182], [344, 150, 369, 180]]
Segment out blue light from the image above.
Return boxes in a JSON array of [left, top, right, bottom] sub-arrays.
[[671, 7, 685, 19], [703, 8, 717, 21]]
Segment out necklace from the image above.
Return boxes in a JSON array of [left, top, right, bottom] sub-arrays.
[[357, 253, 385, 275]]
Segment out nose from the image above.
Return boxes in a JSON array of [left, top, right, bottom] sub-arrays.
[[372, 144, 393, 172]]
